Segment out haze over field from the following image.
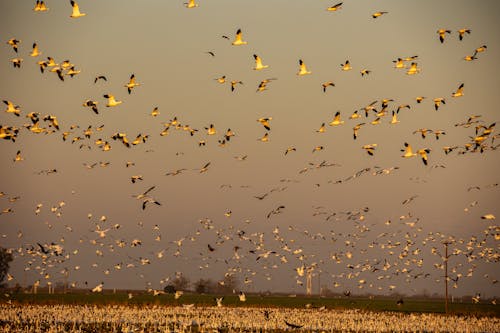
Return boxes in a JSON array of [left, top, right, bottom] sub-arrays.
[[0, 1, 499, 298]]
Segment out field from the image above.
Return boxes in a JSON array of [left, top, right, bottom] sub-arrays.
[[1, 292, 498, 332]]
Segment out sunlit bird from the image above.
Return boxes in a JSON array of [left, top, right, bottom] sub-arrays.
[[184, 0, 199, 8], [70, 0, 86, 18], [326, 2, 342, 11], [125, 74, 141, 94], [457, 28, 471, 41], [231, 29, 247, 46], [103, 94, 122, 107], [329, 111, 344, 126], [297, 59, 311, 76], [372, 11, 388, 18], [253, 54, 269, 70], [437, 29, 451, 43], [452, 83, 464, 98], [322, 81, 335, 92]]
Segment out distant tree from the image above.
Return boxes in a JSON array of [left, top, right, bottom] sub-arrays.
[[0, 247, 13, 287], [172, 275, 190, 291], [194, 278, 216, 294], [164, 285, 176, 294], [215, 275, 239, 294]]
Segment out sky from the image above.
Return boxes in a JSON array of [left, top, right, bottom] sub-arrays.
[[0, 0, 499, 298]]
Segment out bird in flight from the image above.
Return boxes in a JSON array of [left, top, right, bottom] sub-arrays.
[[326, 2, 343, 11], [437, 29, 451, 43], [297, 59, 311, 76], [103, 94, 122, 107], [329, 111, 344, 126], [125, 74, 141, 94], [457, 28, 471, 41], [372, 11, 388, 18], [257, 117, 272, 130], [452, 83, 464, 98], [341, 60, 352, 71], [322, 81, 335, 92], [184, 0, 199, 8], [253, 54, 269, 70], [70, 0, 86, 18], [231, 29, 247, 46]]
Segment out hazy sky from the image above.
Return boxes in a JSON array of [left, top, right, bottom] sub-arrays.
[[0, 0, 499, 298]]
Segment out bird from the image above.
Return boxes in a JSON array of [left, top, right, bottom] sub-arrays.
[[329, 111, 344, 126], [257, 117, 272, 130], [452, 83, 464, 98], [30, 43, 41, 57], [92, 282, 104, 293], [253, 54, 269, 70], [322, 81, 335, 92], [215, 297, 224, 307], [326, 2, 343, 11], [457, 28, 471, 41], [285, 147, 296, 155], [215, 75, 226, 84], [33, 1, 49, 12], [103, 94, 122, 107], [238, 291, 246, 302], [174, 290, 183, 299], [360, 69, 371, 76], [341, 60, 352, 71], [433, 97, 445, 111], [199, 162, 211, 173], [316, 123, 326, 133], [362, 144, 377, 156], [6, 38, 20, 53], [94, 75, 107, 83], [231, 29, 247, 46], [256, 79, 276, 92], [13, 150, 24, 162], [437, 29, 451, 43], [125, 74, 140, 94], [10, 58, 23, 68], [3, 100, 21, 117], [142, 198, 161, 210], [406, 62, 420, 75], [352, 123, 365, 139], [69, 0, 86, 18], [184, 0, 199, 8], [297, 59, 311, 76], [372, 11, 388, 18], [481, 214, 495, 220], [475, 45, 487, 53], [230, 80, 243, 92]]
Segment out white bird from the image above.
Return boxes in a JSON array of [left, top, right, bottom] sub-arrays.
[[231, 29, 247, 46], [103, 94, 122, 107], [253, 54, 269, 70], [184, 0, 199, 8], [297, 59, 311, 76], [69, 0, 86, 18]]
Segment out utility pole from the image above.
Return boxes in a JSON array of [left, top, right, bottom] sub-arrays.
[[443, 241, 451, 314]]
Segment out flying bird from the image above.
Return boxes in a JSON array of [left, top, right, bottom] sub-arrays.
[[103, 94, 122, 107], [457, 28, 471, 41], [322, 81, 335, 92], [253, 54, 269, 70], [437, 29, 451, 43], [452, 83, 464, 97], [326, 2, 343, 11], [372, 11, 388, 18], [125, 74, 140, 94], [297, 59, 311, 76], [70, 0, 86, 18], [231, 29, 247, 46], [184, 0, 199, 8]]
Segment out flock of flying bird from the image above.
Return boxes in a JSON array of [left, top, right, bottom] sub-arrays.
[[0, 1, 499, 301]]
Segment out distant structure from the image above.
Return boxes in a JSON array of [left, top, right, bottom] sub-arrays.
[[306, 267, 314, 296]]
